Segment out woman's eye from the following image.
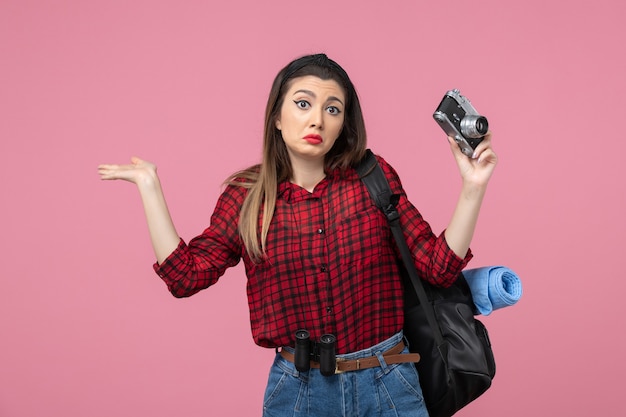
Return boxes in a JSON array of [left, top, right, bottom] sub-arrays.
[[326, 106, 342, 115], [294, 100, 310, 109]]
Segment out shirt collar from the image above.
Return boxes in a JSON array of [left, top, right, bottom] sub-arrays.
[[277, 166, 357, 203]]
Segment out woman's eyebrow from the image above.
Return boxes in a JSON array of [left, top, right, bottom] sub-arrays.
[[293, 89, 345, 106]]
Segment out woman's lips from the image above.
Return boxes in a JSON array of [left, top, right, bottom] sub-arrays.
[[303, 134, 323, 144]]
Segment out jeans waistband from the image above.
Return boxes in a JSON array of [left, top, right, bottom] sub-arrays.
[[337, 331, 405, 360]]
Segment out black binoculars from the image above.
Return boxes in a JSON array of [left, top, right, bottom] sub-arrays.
[[294, 329, 336, 376]]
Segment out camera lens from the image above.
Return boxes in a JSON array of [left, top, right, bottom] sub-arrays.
[[475, 116, 488, 135], [460, 115, 489, 138]]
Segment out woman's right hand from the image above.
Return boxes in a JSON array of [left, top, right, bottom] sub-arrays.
[[98, 157, 158, 186]]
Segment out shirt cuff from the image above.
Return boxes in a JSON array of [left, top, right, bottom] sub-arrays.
[[152, 238, 187, 280], [435, 232, 473, 287]]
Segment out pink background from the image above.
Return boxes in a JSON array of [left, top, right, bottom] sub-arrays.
[[1, 0, 625, 416]]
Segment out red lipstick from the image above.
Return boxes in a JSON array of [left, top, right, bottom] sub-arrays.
[[303, 134, 323, 144]]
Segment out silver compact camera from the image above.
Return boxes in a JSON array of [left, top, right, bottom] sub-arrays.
[[433, 89, 488, 157]]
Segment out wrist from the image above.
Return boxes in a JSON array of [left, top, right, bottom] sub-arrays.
[[136, 170, 161, 193], [460, 180, 487, 201]]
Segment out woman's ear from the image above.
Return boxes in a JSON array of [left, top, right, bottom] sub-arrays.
[[275, 118, 281, 131]]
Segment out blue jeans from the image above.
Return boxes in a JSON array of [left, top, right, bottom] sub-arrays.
[[262, 332, 428, 417]]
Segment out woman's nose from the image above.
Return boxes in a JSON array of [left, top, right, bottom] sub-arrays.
[[309, 108, 324, 129]]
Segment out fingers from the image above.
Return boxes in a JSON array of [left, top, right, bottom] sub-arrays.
[[97, 164, 124, 180], [471, 131, 494, 162], [468, 132, 498, 184], [97, 157, 158, 184], [446, 131, 497, 182], [475, 148, 498, 166], [97, 159, 136, 181]]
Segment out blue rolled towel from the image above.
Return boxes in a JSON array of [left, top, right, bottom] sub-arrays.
[[462, 266, 522, 315]]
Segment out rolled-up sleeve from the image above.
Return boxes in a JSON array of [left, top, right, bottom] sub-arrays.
[[153, 184, 245, 297], [378, 156, 472, 287]]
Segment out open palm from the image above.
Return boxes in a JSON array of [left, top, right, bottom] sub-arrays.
[[98, 157, 158, 185]]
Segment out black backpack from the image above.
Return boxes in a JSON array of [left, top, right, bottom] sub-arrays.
[[357, 150, 496, 417]]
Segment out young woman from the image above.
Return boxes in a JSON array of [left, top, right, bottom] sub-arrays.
[[98, 53, 497, 416]]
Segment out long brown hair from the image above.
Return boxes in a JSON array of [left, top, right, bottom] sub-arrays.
[[226, 54, 367, 261]]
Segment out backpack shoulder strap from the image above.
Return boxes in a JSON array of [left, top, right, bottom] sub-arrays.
[[356, 149, 445, 346], [355, 149, 399, 222]]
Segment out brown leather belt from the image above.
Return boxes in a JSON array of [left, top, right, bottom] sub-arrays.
[[280, 341, 420, 374]]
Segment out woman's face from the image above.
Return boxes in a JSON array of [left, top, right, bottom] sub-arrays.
[[275, 75, 345, 166]]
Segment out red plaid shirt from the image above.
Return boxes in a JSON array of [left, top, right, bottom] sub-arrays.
[[154, 154, 471, 353]]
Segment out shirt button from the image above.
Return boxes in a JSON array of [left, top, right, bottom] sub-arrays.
[[317, 228, 324, 234], [321, 265, 328, 272]]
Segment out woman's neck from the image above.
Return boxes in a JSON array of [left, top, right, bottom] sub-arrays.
[[290, 161, 326, 192]]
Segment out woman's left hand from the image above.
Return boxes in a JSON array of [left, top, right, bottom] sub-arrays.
[[448, 131, 498, 187]]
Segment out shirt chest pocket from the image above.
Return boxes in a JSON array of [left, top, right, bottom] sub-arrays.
[[335, 206, 393, 266]]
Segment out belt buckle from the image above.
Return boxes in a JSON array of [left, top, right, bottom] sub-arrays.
[[335, 357, 361, 374], [335, 357, 346, 374]]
